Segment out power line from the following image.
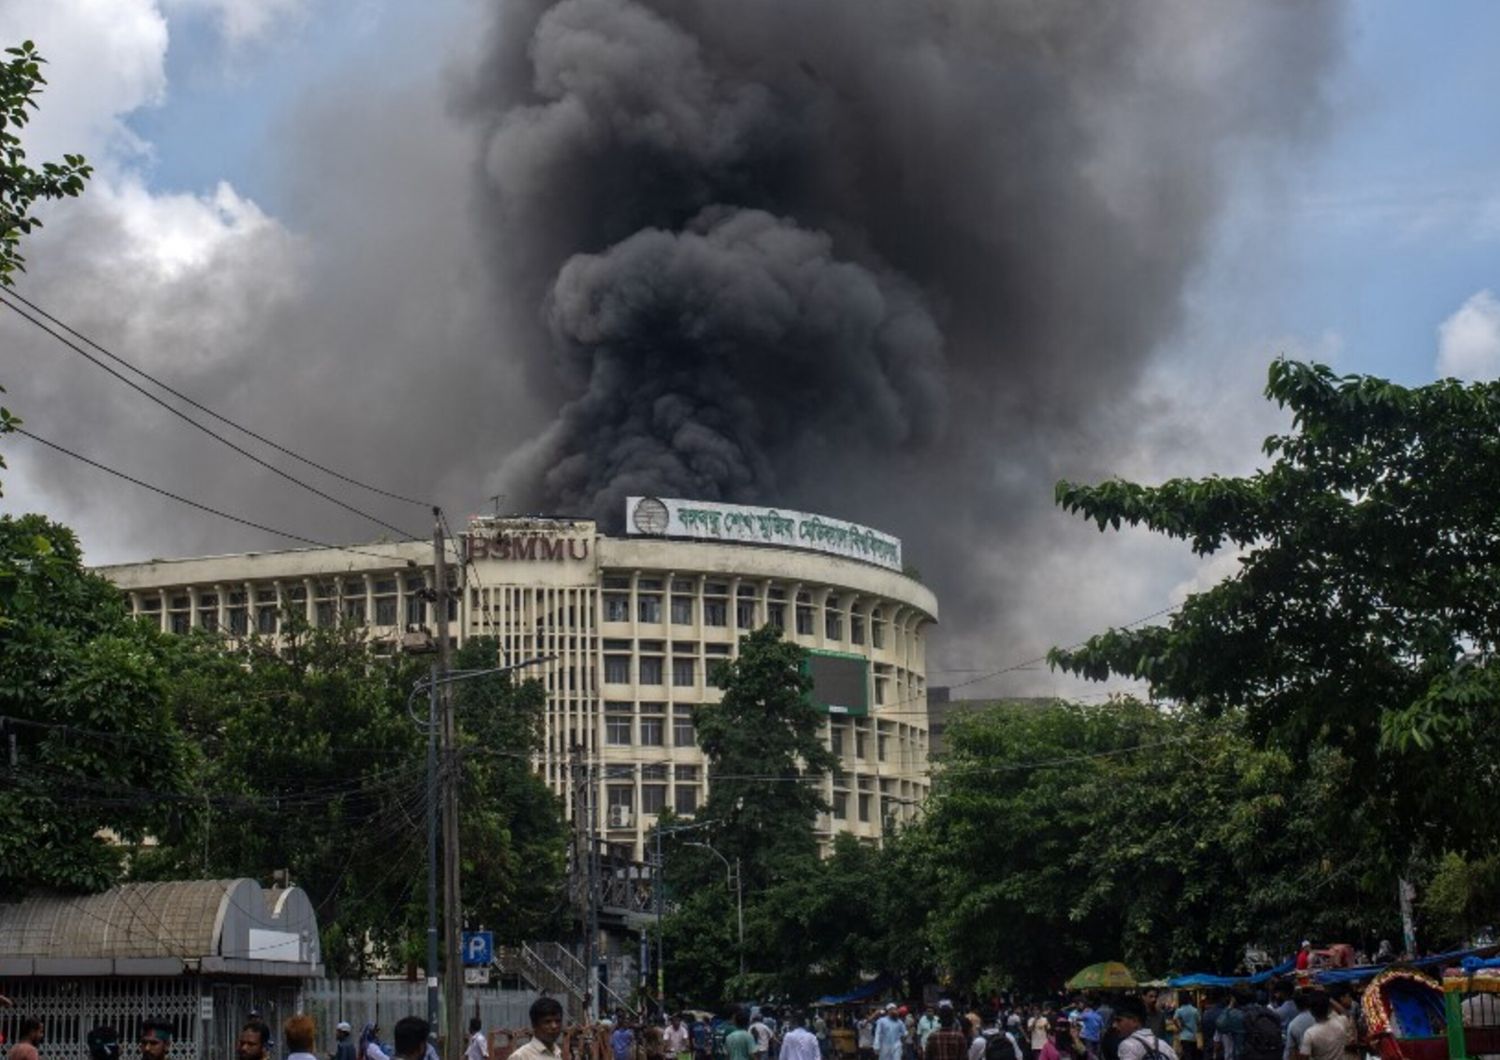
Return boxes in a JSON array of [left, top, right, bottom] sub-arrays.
[[3, 287, 431, 509], [11, 427, 419, 567], [0, 291, 421, 538]]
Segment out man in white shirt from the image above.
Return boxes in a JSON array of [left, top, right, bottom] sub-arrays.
[[467, 1019, 489, 1060], [782, 1014, 822, 1060], [1114, 998, 1178, 1060], [508, 999, 566, 1060], [666, 1015, 691, 1060], [750, 1016, 774, 1060]]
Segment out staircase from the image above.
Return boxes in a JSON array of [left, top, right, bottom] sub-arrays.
[[494, 942, 638, 1021]]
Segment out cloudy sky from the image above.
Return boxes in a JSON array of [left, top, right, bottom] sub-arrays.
[[3, 0, 1499, 701]]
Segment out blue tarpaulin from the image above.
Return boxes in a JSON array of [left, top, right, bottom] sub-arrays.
[[1312, 946, 1500, 985], [1169, 959, 1297, 989]]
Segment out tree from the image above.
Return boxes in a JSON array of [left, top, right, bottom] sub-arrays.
[[137, 629, 568, 974], [657, 625, 839, 1003], [914, 699, 1398, 986], [690, 624, 839, 889], [1050, 359, 1500, 864], [0, 515, 190, 893], [2, 39, 91, 287]]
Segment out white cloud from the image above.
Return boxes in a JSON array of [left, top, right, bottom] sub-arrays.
[[0, 0, 168, 164], [1437, 290, 1500, 381], [161, 0, 309, 46]]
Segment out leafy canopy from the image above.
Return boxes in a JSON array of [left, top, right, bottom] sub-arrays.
[[1051, 359, 1500, 860]]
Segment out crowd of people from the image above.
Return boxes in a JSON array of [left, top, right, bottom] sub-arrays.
[[0, 982, 1382, 1060]]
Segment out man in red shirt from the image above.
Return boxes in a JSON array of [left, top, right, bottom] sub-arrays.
[[1295, 942, 1312, 972], [10, 1019, 45, 1060]]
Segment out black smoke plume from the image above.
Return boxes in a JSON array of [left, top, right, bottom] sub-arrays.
[[463, 0, 1341, 649]]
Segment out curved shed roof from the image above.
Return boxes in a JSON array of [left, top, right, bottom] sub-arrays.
[[0, 879, 322, 979]]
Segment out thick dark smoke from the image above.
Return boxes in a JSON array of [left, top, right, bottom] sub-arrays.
[[465, 0, 1342, 644]]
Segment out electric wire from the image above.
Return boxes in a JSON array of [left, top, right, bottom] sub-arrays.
[[2, 287, 432, 508], [11, 427, 421, 567], [0, 291, 421, 538]]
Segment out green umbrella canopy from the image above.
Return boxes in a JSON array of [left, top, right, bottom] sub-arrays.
[[1066, 962, 1141, 990]]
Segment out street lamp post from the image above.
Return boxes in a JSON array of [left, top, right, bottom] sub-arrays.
[[407, 657, 552, 1039], [684, 840, 743, 977], [651, 818, 714, 1007]]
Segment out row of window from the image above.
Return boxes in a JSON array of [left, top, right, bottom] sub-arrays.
[[606, 783, 698, 817], [604, 704, 695, 747], [138, 575, 455, 635], [602, 593, 885, 647]]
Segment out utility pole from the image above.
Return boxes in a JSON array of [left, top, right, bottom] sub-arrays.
[[434, 510, 462, 1060], [573, 743, 594, 1020]]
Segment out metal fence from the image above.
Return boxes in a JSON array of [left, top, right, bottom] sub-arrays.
[[0, 977, 203, 1060], [299, 978, 542, 1040], [0, 978, 541, 1060]]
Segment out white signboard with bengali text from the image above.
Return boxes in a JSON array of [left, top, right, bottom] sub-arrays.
[[625, 497, 903, 572]]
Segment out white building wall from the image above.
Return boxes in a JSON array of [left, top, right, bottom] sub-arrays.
[[97, 517, 937, 860]]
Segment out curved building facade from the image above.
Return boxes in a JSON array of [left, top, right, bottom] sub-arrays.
[[98, 501, 937, 856]]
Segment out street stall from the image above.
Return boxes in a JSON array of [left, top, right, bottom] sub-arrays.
[[1363, 968, 1446, 1060]]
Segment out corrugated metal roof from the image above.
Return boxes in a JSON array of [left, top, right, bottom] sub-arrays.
[[0, 879, 316, 963]]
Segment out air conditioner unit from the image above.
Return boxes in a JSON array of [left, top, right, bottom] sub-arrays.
[[608, 805, 634, 829]]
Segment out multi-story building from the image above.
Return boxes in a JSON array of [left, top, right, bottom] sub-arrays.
[[97, 498, 938, 856]]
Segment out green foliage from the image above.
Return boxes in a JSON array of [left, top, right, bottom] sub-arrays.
[[692, 625, 839, 889], [0, 515, 190, 893], [916, 700, 1397, 985], [1, 39, 93, 495], [136, 630, 568, 974], [2, 40, 92, 287], [1418, 852, 1500, 949], [659, 626, 842, 1003], [1051, 359, 1500, 862]]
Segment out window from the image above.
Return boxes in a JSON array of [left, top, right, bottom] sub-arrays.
[[638, 577, 663, 591], [639, 657, 663, 685], [604, 594, 630, 622], [138, 597, 161, 612], [639, 712, 665, 747], [606, 713, 632, 746], [256, 587, 278, 603], [376, 596, 398, 625], [703, 599, 727, 627], [767, 604, 785, 629], [607, 785, 634, 812], [405, 587, 427, 627], [736, 600, 756, 629], [851, 615, 865, 645], [604, 655, 631, 684], [854, 728, 867, 760], [670, 596, 694, 624], [228, 607, 248, 636], [170, 611, 191, 635], [641, 763, 668, 781], [603, 575, 630, 590], [344, 597, 366, 622], [675, 765, 699, 782], [858, 793, 871, 822], [674, 786, 699, 814], [257, 606, 278, 635], [673, 706, 695, 747], [825, 609, 843, 640], [638, 594, 662, 623], [672, 658, 695, 687], [878, 734, 888, 762], [871, 610, 885, 649], [875, 678, 887, 705], [796, 606, 814, 635], [832, 791, 848, 820], [830, 725, 844, 756], [642, 784, 668, 814], [316, 601, 337, 628]]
